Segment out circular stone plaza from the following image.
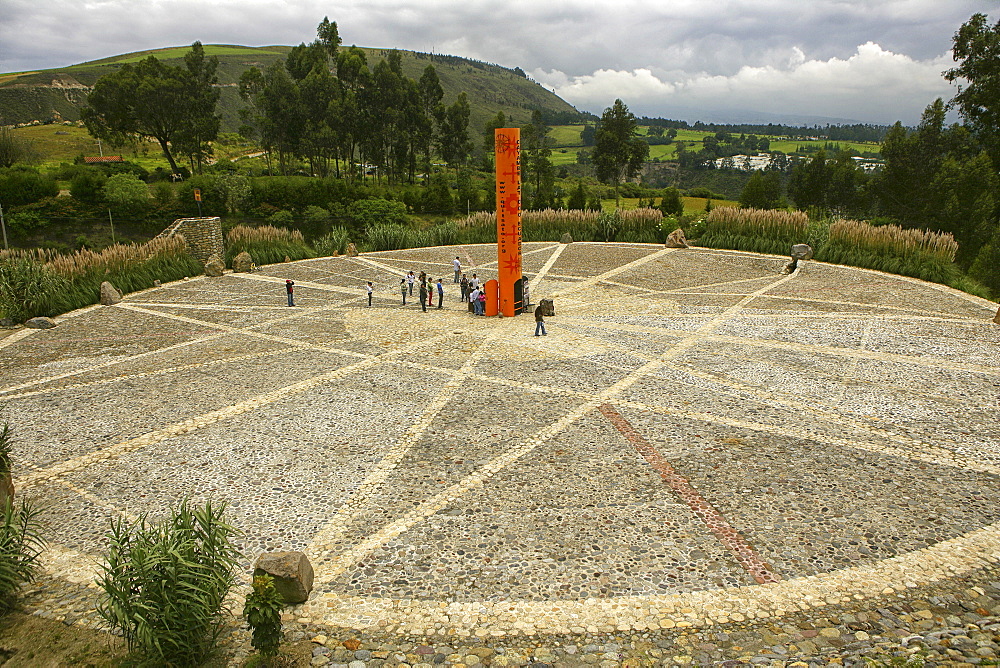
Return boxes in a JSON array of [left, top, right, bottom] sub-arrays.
[[1, 242, 999, 654]]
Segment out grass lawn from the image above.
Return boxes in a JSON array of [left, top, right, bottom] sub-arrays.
[[67, 44, 287, 69]]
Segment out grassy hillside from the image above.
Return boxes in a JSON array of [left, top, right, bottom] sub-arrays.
[[0, 44, 579, 137]]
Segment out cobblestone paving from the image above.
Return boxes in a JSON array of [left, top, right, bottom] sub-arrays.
[[2, 242, 999, 665]]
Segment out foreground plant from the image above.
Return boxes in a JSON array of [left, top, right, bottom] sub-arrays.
[[0, 494, 46, 610], [97, 498, 241, 666], [244, 574, 285, 663]]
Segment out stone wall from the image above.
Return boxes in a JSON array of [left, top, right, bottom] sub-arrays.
[[155, 217, 223, 265]]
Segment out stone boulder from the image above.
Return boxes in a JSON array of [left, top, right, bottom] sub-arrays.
[[346, 243, 359, 257], [560, 233, 573, 244], [203, 254, 225, 277], [153, 280, 161, 288], [24, 317, 56, 329], [100, 281, 122, 306], [0, 318, 15, 328], [254, 551, 314, 604], [791, 244, 814, 261], [994, 306, 1000, 325], [283, 255, 291, 263], [232, 251, 254, 273], [665, 228, 688, 249]]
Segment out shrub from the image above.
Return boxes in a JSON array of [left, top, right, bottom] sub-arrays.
[[0, 497, 45, 610], [314, 227, 352, 256], [0, 167, 58, 206], [69, 169, 108, 203], [103, 173, 150, 214], [0, 236, 201, 320], [699, 207, 809, 255], [815, 219, 960, 284], [457, 208, 664, 244], [97, 498, 240, 667], [267, 210, 294, 227], [0, 254, 67, 322], [244, 574, 284, 660], [349, 198, 408, 228], [5, 212, 47, 237], [225, 224, 315, 266], [367, 223, 416, 251]]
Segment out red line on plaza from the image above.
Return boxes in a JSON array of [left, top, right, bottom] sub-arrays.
[[598, 403, 781, 585]]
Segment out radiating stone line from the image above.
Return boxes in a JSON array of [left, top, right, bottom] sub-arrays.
[[529, 243, 568, 291], [599, 403, 781, 584]]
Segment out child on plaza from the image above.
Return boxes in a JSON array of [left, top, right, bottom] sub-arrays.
[[366, 281, 373, 307]]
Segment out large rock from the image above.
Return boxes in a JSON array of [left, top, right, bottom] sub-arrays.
[[254, 551, 314, 604], [24, 317, 56, 329], [791, 244, 814, 261], [560, 233, 573, 244], [665, 228, 688, 248], [203, 254, 225, 277], [232, 251, 254, 273], [100, 281, 122, 306], [346, 243, 359, 257], [994, 306, 1000, 325]]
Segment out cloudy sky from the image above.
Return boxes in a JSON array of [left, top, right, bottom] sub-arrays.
[[0, 0, 995, 125]]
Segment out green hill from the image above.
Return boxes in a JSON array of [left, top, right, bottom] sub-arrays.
[[0, 44, 580, 137]]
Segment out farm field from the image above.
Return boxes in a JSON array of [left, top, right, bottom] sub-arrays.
[[10, 124, 167, 170]]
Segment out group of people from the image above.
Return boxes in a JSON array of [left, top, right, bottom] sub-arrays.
[[290, 253, 548, 333]]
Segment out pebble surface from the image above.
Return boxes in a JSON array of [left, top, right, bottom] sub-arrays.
[[1, 242, 999, 665]]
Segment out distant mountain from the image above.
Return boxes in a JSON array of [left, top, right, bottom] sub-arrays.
[[0, 44, 581, 137]]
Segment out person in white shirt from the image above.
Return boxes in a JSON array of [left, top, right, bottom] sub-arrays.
[[406, 271, 415, 296], [365, 281, 373, 307], [452, 257, 462, 283]]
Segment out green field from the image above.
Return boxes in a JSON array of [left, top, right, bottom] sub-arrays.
[[11, 125, 168, 170], [547, 125, 882, 163]]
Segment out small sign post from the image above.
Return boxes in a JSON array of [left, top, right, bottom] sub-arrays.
[[194, 188, 203, 216]]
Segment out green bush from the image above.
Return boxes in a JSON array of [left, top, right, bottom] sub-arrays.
[[6, 212, 47, 237], [244, 574, 284, 660], [69, 169, 108, 204], [0, 167, 58, 206], [225, 225, 315, 266], [103, 173, 150, 214], [267, 210, 294, 227], [314, 227, 352, 256], [0, 254, 67, 322], [367, 223, 416, 251], [349, 198, 408, 228], [97, 498, 240, 667], [0, 496, 46, 610]]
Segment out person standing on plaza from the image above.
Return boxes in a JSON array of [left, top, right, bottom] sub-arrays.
[[418, 279, 428, 312], [453, 257, 462, 283], [436, 278, 444, 308], [460, 274, 469, 302], [477, 289, 487, 316], [285, 279, 295, 307], [470, 273, 479, 290], [534, 302, 547, 336], [427, 278, 435, 308], [407, 271, 415, 296], [400, 277, 408, 305], [366, 281, 373, 307]]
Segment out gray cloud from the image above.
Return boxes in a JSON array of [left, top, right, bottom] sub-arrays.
[[0, 0, 995, 123]]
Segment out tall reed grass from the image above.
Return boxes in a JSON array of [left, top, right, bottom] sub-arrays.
[[699, 208, 809, 256], [457, 208, 666, 244], [225, 224, 315, 266], [0, 236, 202, 321], [816, 219, 960, 284]]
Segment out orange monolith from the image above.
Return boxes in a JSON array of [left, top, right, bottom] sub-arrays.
[[484, 279, 499, 316], [495, 129, 524, 316]]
